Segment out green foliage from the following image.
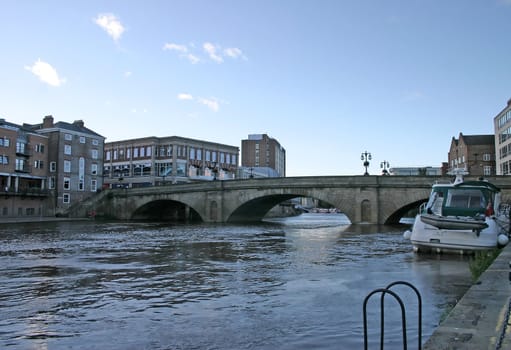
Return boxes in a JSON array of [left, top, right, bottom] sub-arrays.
[[469, 249, 500, 283]]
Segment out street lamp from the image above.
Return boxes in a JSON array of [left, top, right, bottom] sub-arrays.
[[361, 151, 372, 176], [249, 167, 254, 178], [380, 160, 390, 176]]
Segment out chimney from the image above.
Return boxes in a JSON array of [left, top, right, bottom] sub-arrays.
[[73, 120, 84, 128], [507, 98, 511, 107], [43, 115, 54, 128]]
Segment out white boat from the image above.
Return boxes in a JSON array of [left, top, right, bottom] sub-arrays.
[[403, 169, 510, 254]]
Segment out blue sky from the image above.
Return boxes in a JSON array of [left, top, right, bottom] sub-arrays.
[[1, 0, 510, 176]]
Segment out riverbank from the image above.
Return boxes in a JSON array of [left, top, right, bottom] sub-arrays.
[[0, 216, 91, 224], [423, 244, 511, 349]]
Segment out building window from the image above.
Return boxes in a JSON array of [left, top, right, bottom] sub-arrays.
[[92, 149, 98, 159], [65, 133, 72, 141], [146, 146, 151, 157], [63, 193, 70, 203], [35, 144, 45, 153], [15, 159, 25, 171], [483, 153, 491, 161], [92, 139, 99, 146], [484, 166, 492, 176], [0, 138, 10, 147], [80, 136, 86, 144], [63, 177, 70, 190], [16, 142, 26, 154], [34, 160, 44, 169], [64, 144, 72, 155], [91, 164, 98, 175], [64, 160, 71, 173], [127, 148, 131, 159], [134, 148, 139, 158], [50, 161, 57, 172], [140, 147, 145, 157], [0, 155, 8, 165], [79, 157, 85, 191], [91, 179, 97, 192], [49, 176, 55, 189], [106, 151, 111, 161]]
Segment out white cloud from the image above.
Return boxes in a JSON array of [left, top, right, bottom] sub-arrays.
[[198, 97, 220, 112], [177, 93, 193, 100], [163, 43, 188, 53], [24, 59, 66, 87], [203, 42, 223, 63], [186, 54, 200, 64], [178, 93, 221, 112], [94, 14, 125, 41], [224, 47, 246, 60], [163, 41, 247, 64]]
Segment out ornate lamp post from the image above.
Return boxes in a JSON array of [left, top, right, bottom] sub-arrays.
[[380, 160, 390, 176], [361, 151, 372, 176]]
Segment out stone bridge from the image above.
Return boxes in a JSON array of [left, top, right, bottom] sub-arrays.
[[73, 176, 511, 225]]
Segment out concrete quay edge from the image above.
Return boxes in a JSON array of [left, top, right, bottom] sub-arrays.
[[423, 244, 511, 350]]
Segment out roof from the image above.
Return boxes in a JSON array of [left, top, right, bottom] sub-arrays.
[[460, 134, 494, 146], [29, 120, 105, 138], [52, 121, 104, 138]]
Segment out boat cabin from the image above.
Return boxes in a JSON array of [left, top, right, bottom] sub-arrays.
[[425, 181, 499, 218]]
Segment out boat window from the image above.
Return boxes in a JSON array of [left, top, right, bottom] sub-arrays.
[[445, 189, 485, 209]]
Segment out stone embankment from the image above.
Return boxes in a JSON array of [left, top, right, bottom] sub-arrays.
[[424, 244, 511, 349]]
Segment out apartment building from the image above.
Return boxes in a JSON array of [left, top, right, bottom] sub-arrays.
[[29, 116, 105, 215], [0, 118, 50, 217], [494, 98, 511, 175], [103, 136, 239, 187], [241, 134, 286, 177], [448, 132, 495, 176]]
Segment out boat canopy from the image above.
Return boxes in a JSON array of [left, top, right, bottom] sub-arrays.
[[427, 183, 496, 218]]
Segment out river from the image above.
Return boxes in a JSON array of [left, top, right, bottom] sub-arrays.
[[0, 213, 473, 349]]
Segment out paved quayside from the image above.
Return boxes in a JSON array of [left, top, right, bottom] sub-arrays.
[[423, 243, 511, 349]]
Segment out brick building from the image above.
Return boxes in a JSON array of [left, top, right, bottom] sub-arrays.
[[29, 116, 105, 215], [241, 134, 286, 177], [0, 118, 50, 217], [448, 133, 495, 176]]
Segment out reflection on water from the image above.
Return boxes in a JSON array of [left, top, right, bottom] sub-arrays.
[[0, 214, 472, 349]]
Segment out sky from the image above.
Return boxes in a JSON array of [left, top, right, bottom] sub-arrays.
[[1, 0, 511, 176]]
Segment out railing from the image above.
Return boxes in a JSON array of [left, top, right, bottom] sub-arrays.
[[363, 281, 422, 350], [4, 188, 50, 197]]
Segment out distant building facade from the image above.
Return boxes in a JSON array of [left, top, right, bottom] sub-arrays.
[[0, 118, 50, 217], [30, 116, 105, 215], [448, 133, 495, 176], [389, 166, 444, 176], [103, 136, 239, 187], [241, 134, 286, 177], [494, 98, 511, 175]]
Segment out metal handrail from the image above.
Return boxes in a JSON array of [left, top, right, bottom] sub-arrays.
[[363, 281, 422, 350]]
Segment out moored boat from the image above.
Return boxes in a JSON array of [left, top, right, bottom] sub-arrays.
[[403, 169, 510, 254]]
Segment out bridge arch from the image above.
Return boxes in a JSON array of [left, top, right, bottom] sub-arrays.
[[130, 199, 202, 222], [223, 190, 356, 223]]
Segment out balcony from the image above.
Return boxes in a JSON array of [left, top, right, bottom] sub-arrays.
[[4, 187, 50, 197]]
